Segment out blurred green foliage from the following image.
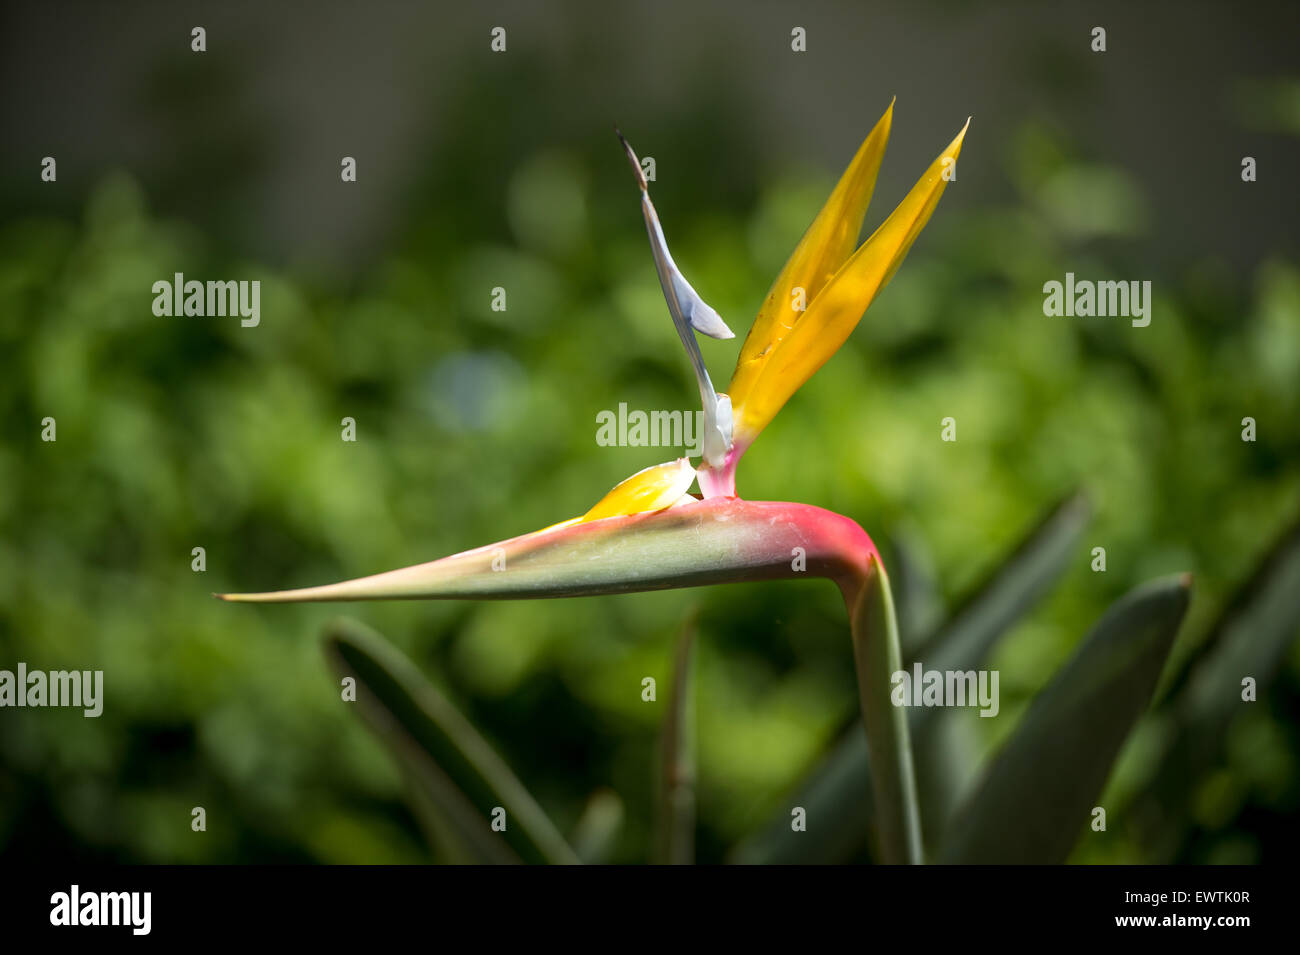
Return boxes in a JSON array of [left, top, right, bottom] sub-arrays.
[[2, 83, 1298, 863]]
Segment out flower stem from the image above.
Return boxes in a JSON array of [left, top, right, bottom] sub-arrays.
[[846, 554, 924, 864], [656, 613, 698, 864]]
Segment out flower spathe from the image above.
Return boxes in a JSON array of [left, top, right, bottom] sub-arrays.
[[218, 102, 969, 604], [218, 497, 878, 605]]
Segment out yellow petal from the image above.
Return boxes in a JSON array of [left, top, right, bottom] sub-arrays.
[[731, 118, 969, 447], [728, 100, 893, 418], [580, 458, 697, 522]]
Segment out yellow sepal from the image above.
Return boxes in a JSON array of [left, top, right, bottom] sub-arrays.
[[580, 458, 697, 522], [728, 100, 894, 420], [730, 118, 969, 447]]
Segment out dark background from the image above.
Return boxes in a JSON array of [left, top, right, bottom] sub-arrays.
[[1, 0, 1297, 863]]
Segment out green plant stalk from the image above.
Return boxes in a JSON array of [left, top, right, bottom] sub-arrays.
[[729, 490, 1091, 864], [846, 555, 923, 864], [222, 499, 920, 862], [657, 616, 697, 865]]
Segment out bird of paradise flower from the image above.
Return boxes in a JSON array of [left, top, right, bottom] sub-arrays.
[[220, 100, 970, 863]]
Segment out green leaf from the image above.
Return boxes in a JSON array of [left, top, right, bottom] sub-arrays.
[[323, 617, 579, 865], [1135, 514, 1300, 858], [910, 491, 1091, 848], [911, 707, 982, 853], [849, 555, 923, 864], [399, 764, 482, 864], [729, 729, 872, 864], [570, 789, 624, 865], [655, 615, 698, 864], [1160, 512, 1300, 719], [913, 491, 1091, 674], [939, 575, 1191, 864], [730, 492, 1089, 864], [888, 525, 945, 657]]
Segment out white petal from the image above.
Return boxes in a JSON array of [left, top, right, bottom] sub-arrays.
[[672, 271, 734, 339]]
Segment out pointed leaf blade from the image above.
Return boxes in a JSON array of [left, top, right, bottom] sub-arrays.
[[939, 575, 1191, 865], [1159, 511, 1300, 717], [1135, 514, 1300, 858], [323, 617, 579, 865], [917, 491, 1090, 674], [728, 728, 872, 865]]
